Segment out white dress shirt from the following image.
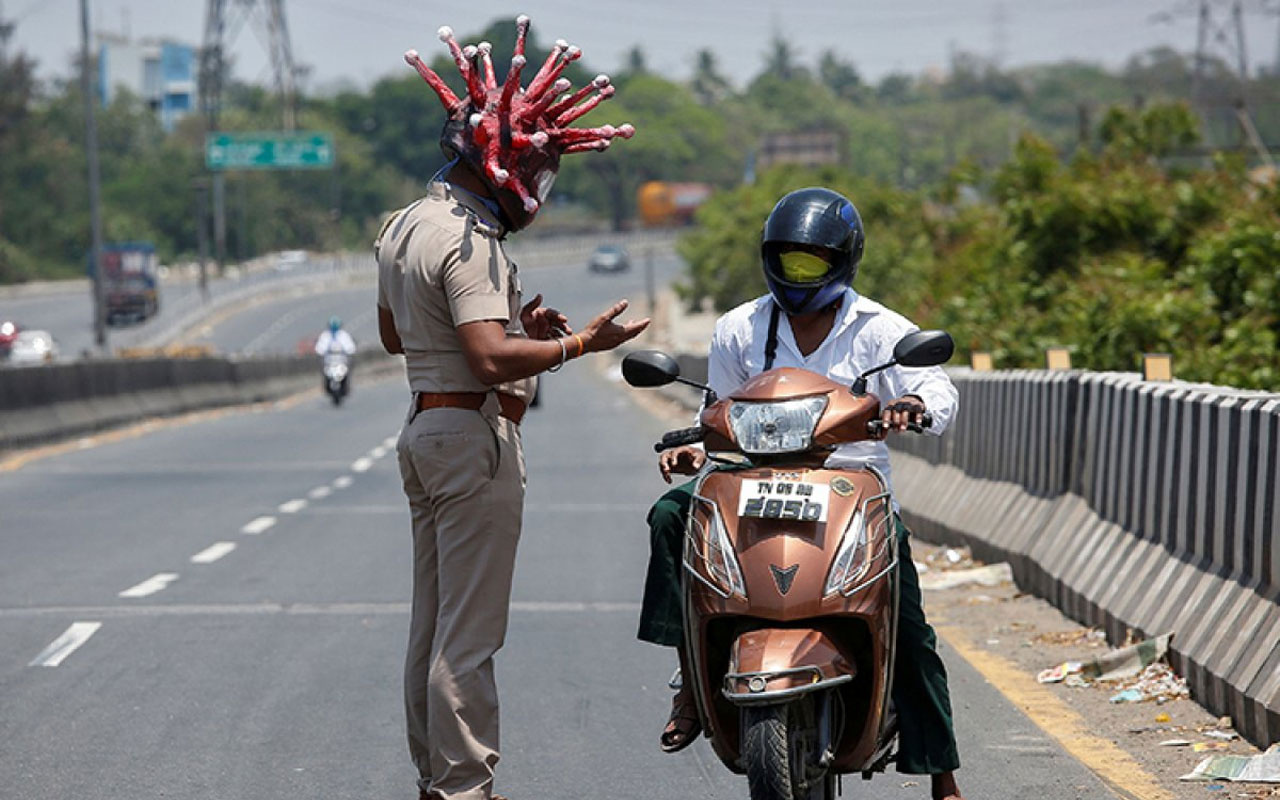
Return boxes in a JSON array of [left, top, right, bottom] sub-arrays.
[[705, 288, 958, 494], [315, 329, 357, 355]]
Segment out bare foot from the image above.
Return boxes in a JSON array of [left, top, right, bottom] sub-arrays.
[[932, 771, 964, 800]]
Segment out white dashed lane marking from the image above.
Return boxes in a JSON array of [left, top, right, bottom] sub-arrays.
[[29, 622, 102, 667], [332, 476, 353, 489], [278, 499, 307, 514], [118, 573, 179, 599], [383, 436, 397, 449], [351, 458, 373, 473], [241, 516, 277, 535], [370, 446, 388, 459], [190, 542, 237, 564], [308, 486, 332, 500]]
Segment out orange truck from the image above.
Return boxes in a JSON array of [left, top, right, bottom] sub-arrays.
[[636, 181, 713, 226]]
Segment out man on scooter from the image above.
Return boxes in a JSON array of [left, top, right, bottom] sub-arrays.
[[638, 187, 965, 800]]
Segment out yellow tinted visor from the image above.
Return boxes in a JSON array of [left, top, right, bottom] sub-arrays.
[[779, 251, 831, 283]]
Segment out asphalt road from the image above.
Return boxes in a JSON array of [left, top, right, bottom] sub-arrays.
[[0, 258, 1125, 799]]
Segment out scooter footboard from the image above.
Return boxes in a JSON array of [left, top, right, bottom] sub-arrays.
[[722, 628, 855, 706]]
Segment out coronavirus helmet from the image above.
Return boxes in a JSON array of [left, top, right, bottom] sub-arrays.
[[405, 16, 635, 231], [761, 188, 865, 315]]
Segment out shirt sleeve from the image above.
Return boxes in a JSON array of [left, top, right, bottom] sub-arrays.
[[707, 318, 748, 402], [439, 226, 510, 327], [314, 332, 329, 355]]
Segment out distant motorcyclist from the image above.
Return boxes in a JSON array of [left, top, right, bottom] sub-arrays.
[[316, 316, 356, 398], [315, 316, 357, 357], [639, 187, 966, 800]]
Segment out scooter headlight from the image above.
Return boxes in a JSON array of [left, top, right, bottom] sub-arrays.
[[728, 396, 828, 455], [824, 509, 869, 597], [687, 499, 746, 599]]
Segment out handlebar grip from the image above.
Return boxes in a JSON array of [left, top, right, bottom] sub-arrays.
[[869, 412, 934, 436], [906, 412, 934, 434], [654, 426, 706, 452]]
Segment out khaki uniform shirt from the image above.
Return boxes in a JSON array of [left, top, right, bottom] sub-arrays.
[[375, 181, 536, 403]]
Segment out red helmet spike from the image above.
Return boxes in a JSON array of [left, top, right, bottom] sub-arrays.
[[438, 27, 486, 107], [510, 130, 550, 150], [498, 54, 526, 118], [547, 74, 609, 120], [523, 40, 569, 103], [477, 41, 498, 90], [516, 77, 571, 125], [551, 124, 620, 145], [563, 140, 611, 154], [554, 85, 616, 127], [514, 14, 530, 57], [404, 50, 464, 113], [504, 177, 540, 213]]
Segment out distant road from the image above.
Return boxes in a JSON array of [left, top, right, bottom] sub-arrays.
[[0, 255, 368, 359]]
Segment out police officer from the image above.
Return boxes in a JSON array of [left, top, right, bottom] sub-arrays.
[[376, 19, 645, 800]]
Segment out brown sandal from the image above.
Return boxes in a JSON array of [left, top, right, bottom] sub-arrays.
[[660, 689, 703, 753]]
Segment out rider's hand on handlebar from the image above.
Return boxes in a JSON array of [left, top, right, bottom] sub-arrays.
[[581, 300, 651, 353], [658, 446, 706, 483], [881, 395, 927, 433]]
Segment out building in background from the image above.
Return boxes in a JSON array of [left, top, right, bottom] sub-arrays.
[[97, 33, 197, 131]]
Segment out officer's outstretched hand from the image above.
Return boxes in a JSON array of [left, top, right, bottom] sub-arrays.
[[520, 294, 571, 341], [581, 300, 650, 353]]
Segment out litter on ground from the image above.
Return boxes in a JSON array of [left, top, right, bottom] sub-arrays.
[[1181, 744, 1280, 783]]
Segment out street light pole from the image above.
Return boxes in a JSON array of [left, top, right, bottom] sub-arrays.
[[80, 0, 107, 351]]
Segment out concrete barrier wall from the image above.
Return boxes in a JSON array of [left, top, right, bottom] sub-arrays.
[[888, 368, 1280, 747], [0, 350, 400, 451]]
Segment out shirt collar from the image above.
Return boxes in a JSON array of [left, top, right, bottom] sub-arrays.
[[832, 287, 876, 335], [427, 179, 506, 236]]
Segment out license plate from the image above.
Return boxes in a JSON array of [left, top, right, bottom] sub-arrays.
[[737, 480, 829, 523]]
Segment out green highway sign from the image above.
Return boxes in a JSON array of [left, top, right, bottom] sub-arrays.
[[205, 132, 335, 170]]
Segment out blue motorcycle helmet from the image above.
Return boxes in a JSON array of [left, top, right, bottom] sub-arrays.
[[328, 316, 342, 334], [761, 188, 865, 315]]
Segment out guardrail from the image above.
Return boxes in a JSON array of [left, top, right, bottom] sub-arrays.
[[889, 369, 1280, 747], [0, 349, 399, 452]]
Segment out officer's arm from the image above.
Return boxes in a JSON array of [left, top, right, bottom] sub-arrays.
[[456, 300, 649, 385], [378, 305, 403, 355], [456, 320, 577, 384]]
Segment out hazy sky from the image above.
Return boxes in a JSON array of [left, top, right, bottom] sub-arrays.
[[8, 0, 1280, 92]]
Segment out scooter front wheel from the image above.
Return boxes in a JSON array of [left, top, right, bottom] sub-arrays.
[[743, 704, 793, 800], [742, 702, 834, 800]]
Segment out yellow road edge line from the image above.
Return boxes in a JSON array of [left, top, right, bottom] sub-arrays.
[[936, 624, 1175, 800]]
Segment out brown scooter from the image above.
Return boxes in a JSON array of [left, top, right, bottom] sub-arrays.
[[623, 330, 954, 800]]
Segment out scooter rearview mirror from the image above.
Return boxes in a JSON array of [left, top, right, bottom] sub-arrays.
[[622, 350, 681, 388], [894, 330, 955, 368]]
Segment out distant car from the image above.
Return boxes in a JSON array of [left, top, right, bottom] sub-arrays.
[[0, 320, 18, 358], [274, 250, 309, 271], [588, 244, 631, 273], [8, 329, 58, 365]]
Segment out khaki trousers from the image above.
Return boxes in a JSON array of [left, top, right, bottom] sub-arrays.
[[396, 403, 526, 800]]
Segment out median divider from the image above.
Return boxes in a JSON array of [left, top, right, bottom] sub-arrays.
[[0, 349, 402, 451], [651, 352, 1280, 748]]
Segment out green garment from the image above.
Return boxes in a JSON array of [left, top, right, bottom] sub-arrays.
[[637, 479, 960, 775]]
